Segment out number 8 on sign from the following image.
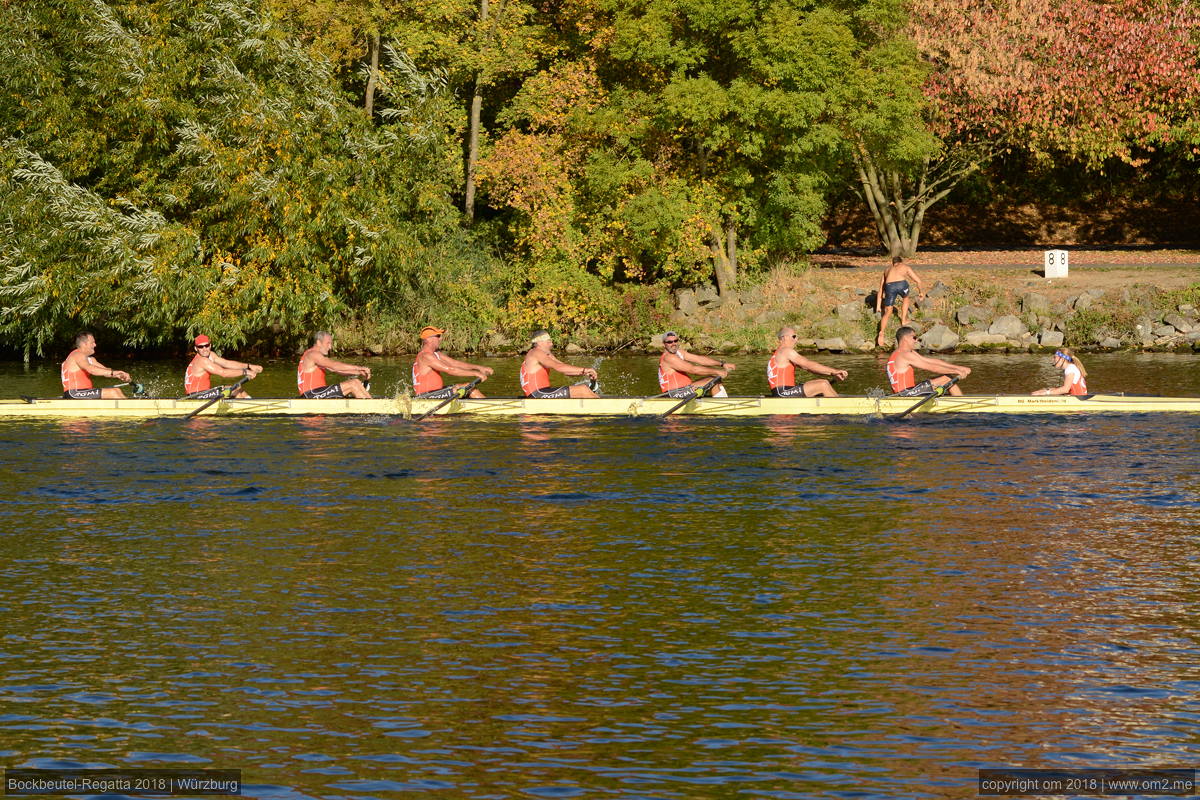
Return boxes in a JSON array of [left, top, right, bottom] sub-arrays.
[[1043, 249, 1068, 278]]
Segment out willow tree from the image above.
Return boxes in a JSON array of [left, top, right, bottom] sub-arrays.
[[848, 0, 1200, 257], [0, 0, 467, 353]]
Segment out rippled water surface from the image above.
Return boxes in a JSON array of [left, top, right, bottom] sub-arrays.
[[2, 355, 1200, 798]]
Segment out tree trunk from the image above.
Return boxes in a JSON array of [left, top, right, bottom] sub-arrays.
[[463, 0, 490, 225], [711, 223, 737, 296], [364, 32, 380, 118]]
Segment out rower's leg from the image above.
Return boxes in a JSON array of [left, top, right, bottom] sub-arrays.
[[932, 375, 963, 396], [100, 388, 127, 399], [342, 378, 372, 399], [803, 379, 837, 397], [568, 384, 599, 399]]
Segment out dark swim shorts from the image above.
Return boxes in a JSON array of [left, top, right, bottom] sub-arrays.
[[63, 389, 102, 399], [882, 280, 910, 308]]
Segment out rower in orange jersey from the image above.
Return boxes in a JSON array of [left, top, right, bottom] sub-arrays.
[[297, 331, 372, 399], [184, 334, 262, 400], [412, 325, 491, 399], [886, 326, 969, 397], [767, 326, 847, 397], [61, 332, 131, 399], [658, 331, 734, 398], [520, 330, 598, 399]]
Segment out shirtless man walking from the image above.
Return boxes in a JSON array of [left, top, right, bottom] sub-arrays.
[[875, 256, 925, 348]]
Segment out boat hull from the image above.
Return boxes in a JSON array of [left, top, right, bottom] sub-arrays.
[[2, 394, 1200, 418]]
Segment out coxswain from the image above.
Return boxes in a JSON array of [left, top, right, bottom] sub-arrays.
[[886, 326, 969, 396], [1033, 349, 1088, 396], [185, 334, 262, 399], [61, 332, 131, 399], [767, 327, 847, 397], [519, 330, 599, 399], [412, 326, 491, 399], [658, 331, 734, 398], [297, 331, 372, 399]]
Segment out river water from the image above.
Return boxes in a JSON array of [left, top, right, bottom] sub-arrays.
[[2, 353, 1199, 799]]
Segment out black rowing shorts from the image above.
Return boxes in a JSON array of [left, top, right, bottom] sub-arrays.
[[63, 389, 102, 399], [300, 385, 346, 400], [416, 387, 457, 400], [771, 385, 808, 398], [895, 379, 935, 397], [528, 386, 571, 399]]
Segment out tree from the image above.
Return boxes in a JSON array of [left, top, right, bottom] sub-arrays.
[[848, 0, 1200, 257], [481, 0, 873, 295]]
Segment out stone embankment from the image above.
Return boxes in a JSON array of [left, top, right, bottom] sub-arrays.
[[656, 265, 1200, 355]]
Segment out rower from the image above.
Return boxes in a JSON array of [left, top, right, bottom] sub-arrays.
[[297, 331, 372, 399], [412, 325, 491, 399], [658, 331, 734, 398], [1033, 348, 1088, 396], [886, 326, 969, 396], [768, 327, 847, 397], [185, 334, 262, 399], [520, 330, 599, 398], [61, 332, 131, 399]]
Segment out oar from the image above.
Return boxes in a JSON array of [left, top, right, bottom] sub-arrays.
[[661, 376, 721, 417], [184, 375, 249, 420], [413, 377, 481, 422], [890, 375, 960, 420]]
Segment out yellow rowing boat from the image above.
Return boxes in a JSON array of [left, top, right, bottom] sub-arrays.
[[2, 394, 1199, 418]]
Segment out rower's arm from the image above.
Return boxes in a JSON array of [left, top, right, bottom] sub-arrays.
[[204, 361, 249, 380], [680, 350, 734, 375], [908, 351, 970, 378], [211, 353, 261, 375], [789, 352, 846, 380], [1037, 374, 1075, 396], [314, 353, 370, 378], [80, 355, 130, 381], [429, 354, 491, 379], [540, 352, 595, 378]]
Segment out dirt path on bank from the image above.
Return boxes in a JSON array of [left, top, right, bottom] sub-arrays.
[[814, 247, 1200, 270]]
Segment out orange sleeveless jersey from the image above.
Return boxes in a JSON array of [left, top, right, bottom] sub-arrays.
[[886, 350, 914, 392], [297, 349, 326, 394], [766, 354, 795, 389], [185, 354, 211, 394], [658, 353, 692, 392], [61, 350, 93, 391], [412, 352, 444, 394], [519, 359, 549, 396]]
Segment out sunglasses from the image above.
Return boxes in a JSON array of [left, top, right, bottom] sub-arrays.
[[196, 344, 211, 349], [663, 339, 679, 344]]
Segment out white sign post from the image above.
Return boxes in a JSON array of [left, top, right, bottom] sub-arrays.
[[1043, 250, 1069, 278]]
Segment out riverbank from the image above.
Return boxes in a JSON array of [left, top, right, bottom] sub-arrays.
[[330, 250, 1200, 357]]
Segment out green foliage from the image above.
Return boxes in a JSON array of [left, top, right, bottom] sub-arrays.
[[1064, 307, 1141, 346]]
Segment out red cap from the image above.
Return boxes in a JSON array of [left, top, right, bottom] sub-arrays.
[[194, 334, 210, 346]]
